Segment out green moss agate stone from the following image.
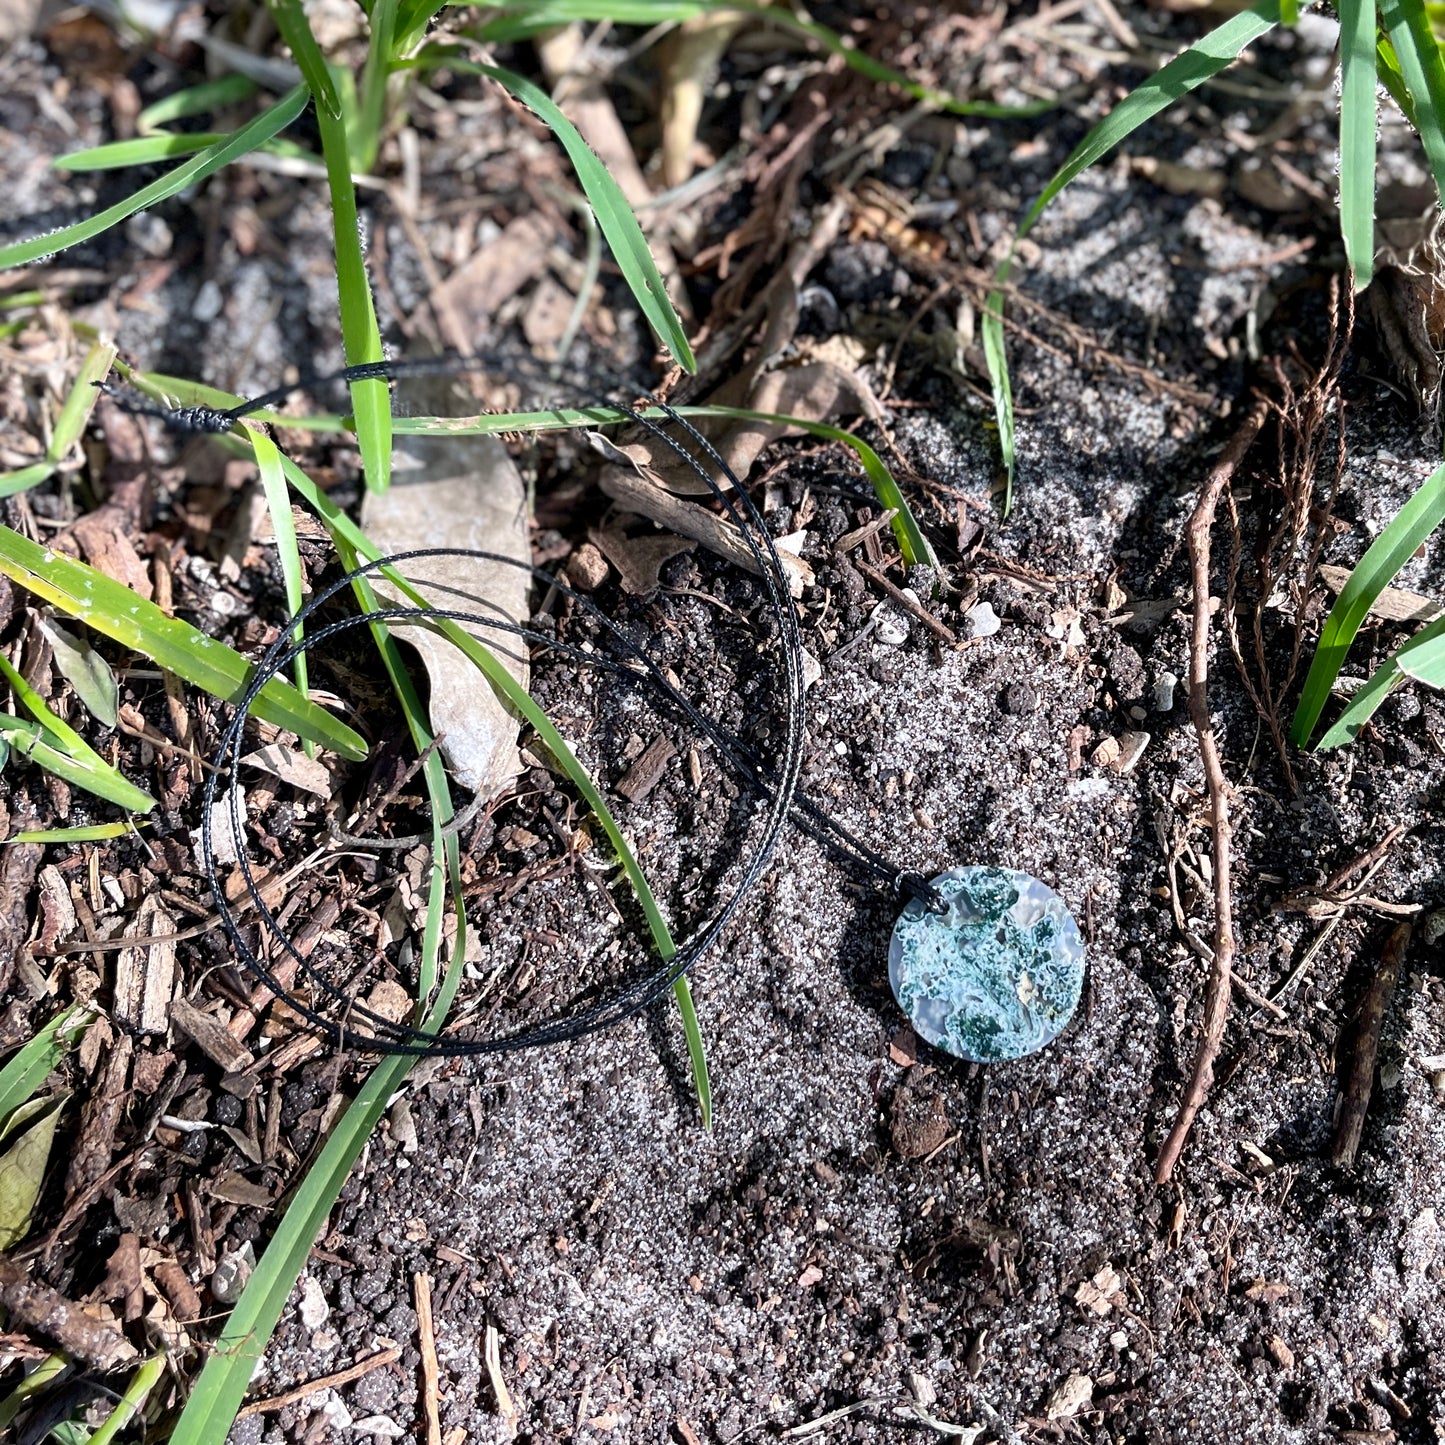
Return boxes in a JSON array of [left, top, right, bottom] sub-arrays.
[[889, 866, 1084, 1063]]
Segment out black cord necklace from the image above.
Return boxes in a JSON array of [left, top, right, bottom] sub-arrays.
[[105, 349, 1085, 1065]]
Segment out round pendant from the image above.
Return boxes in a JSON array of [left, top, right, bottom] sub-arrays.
[[889, 866, 1085, 1063]]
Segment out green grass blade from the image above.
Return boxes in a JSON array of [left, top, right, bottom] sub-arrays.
[[981, 286, 1015, 512], [1395, 615, 1445, 685], [1380, 0, 1445, 200], [424, 55, 695, 372], [0, 340, 116, 497], [1013, 0, 1284, 243], [265, 0, 343, 119], [1315, 616, 1444, 745], [670, 974, 711, 1130], [315, 97, 393, 492], [0, 464, 53, 498], [356, 0, 401, 172], [395, 0, 449, 51], [0, 524, 366, 759], [1337, 0, 1377, 289], [1281, 0, 1300, 21], [0, 713, 151, 812], [0, 651, 101, 764], [0, 1005, 90, 1126], [234, 394, 932, 569], [8, 821, 138, 843], [137, 73, 257, 131], [169, 515, 466, 1445], [86, 1352, 166, 1445], [0, 653, 155, 812], [1293, 458, 1445, 745], [55, 133, 314, 171], [985, 0, 1283, 495], [54, 134, 239, 170], [274, 452, 704, 1093], [242, 423, 309, 701], [1376, 34, 1418, 125], [50, 340, 117, 459], [286, 453, 679, 949], [267, 0, 389, 498], [0, 1351, 67, 1432], [0, 85, 308, 272], [164, 968, 464, 1445], [688, 406, 937, 569]]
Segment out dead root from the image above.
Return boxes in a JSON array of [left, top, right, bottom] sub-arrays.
[[1155, 400, 1269, 1186]]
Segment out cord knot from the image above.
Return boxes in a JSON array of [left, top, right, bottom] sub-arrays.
[[895, 870, 947, 916]]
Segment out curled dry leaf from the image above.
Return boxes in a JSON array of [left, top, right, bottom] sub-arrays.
[[589, 524, 694, 597], [241, 741, 333, 798], [596, 462, 813, 598], [361, 399, 530, 799]]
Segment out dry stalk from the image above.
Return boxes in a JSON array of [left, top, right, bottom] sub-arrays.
[[1156, 399, 1269, 1186]]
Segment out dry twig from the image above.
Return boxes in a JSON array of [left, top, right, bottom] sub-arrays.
[[236, 1345, 403, 1417], [415, 1271, 443, 1445], [1332, 922, 1411, 1167], [1156, 401, 1269, 1185]]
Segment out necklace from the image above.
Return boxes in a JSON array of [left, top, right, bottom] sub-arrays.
[[107, 349, 1085, 1064]]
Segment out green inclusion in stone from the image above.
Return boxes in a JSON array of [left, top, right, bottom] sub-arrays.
[[889, 866, 1084, 1063]]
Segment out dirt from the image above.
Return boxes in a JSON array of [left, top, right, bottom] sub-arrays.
[[1, 6, 1443, 1445]]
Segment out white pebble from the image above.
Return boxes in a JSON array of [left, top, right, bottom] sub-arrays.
[[869, 599, 910, 646], [964, 600, 1001, 639], [192, 278, 224, 322]]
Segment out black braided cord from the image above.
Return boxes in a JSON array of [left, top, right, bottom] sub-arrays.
[[112, 349, 946, 1057]]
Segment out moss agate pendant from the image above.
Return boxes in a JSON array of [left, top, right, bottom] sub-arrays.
[[889, 866, 1084, 1063]]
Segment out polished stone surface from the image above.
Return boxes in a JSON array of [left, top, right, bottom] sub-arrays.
[[889, 866, 1085, 1063]]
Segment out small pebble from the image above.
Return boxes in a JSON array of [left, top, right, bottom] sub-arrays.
[[870, 599, 910, 647], [1113, 730, 1151, 774], [210, 1243, 256, 1304], [192, 278, 224, 322], [1422, 909, 1445, 947], [964, 600, 1001, 639], [1090, 736, 1121, 768], [567, 542, 610, 591], [1152, 672, 1179, 712], [298, 1274, 328, 1330]]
